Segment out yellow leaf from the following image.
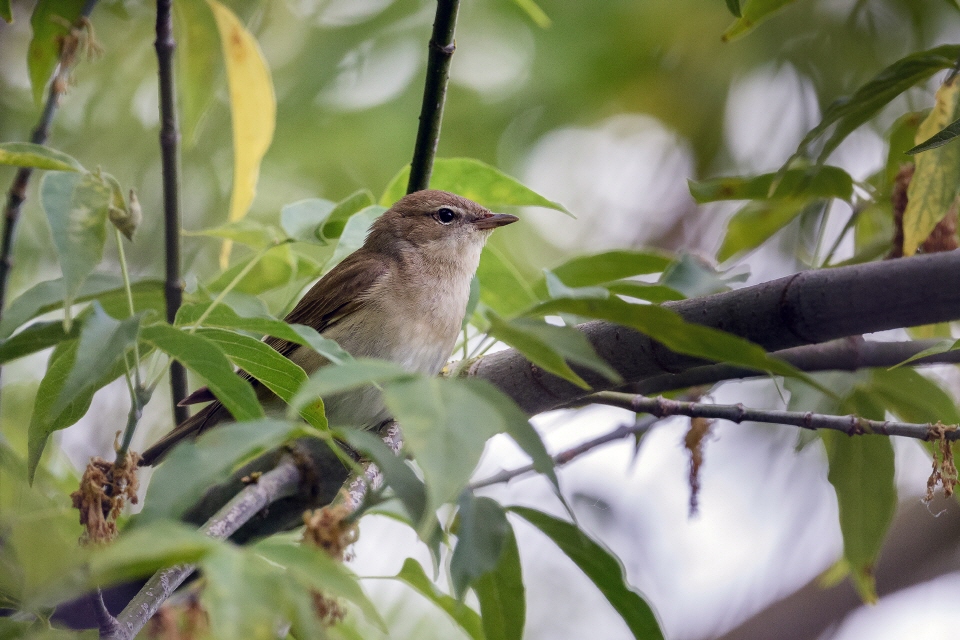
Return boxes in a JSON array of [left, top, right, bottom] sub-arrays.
[[206, 0, 276, 268], [902, 77, 960, 256]]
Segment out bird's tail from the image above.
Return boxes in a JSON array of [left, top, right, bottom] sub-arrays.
[[139, 401, 227, 466]]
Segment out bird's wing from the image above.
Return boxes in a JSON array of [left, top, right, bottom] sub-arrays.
[[141, 252, 390, 465], [265, 251, 390, 358]]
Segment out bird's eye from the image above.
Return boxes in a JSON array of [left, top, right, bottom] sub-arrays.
[[435, 207, 456, 224]]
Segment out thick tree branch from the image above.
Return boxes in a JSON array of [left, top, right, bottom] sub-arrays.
[[631, 337, 958, 395], [106, 458, 303, 640], [155, 0, 188, 421], [590, 393, 956, 441], [466, 252, 960, 416], [406, 0, 460, 193]]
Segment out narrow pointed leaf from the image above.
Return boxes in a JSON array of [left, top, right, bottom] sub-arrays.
[[534, 250, 672, 297], [381, 158, 568, 214], [319, 190, 376, 242], [906, 114, 960, 155], [174, 0, 221, 145], [688, 166, 853, 203], [718, 199, 812, 262], [196, 327, 326, 429], [450, 495, 510, 598], [474, 522, 525, 640], [510, 507, 662, 639], [292, 358, 413, 411], [722, 0, 797, 41], [394, 559, 484, 640], [0, 321, 77, 365], [141, 324, 264, 421], [0, 143, 83, 172], [280, 198, 335, 244], [207, 0, 276, 266]]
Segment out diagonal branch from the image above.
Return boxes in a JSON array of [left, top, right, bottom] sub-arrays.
[[406, 0, 461, 193], [590, 392, 956, 441], [105, 457, 303, 640], [154, 0, 188, 422]]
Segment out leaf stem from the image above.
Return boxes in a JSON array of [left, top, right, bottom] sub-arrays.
[[406, 0, 461, 194]]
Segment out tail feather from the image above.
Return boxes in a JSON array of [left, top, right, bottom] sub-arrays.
[[139, 402, 229, 466]]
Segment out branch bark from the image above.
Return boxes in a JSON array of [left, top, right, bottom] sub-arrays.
[[155, 0, 188, 422], [466, 252, 960, 416], [406, 0, 461, 193], [105, 457, 303, 640]]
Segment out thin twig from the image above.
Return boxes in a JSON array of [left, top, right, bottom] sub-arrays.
[[591, 392, 958, 442], [406, 0, 461, 194], [105, 458, 303, 640], [154, 0, 187, 422], [469, 416, 659, 490]]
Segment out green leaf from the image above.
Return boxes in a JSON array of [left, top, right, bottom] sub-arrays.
[[718, 198, 812, 262], [0, 320, 76, 365], [512, 0, 550, 28], [174, 0, 220, 145], [40, 171, 113, 319], [542, 270, 609, 301], [0, 143, 83, 172], [724, 0, 741, 17], [141, 324, 264, 421], [382, 378, 544, 532], [255, 538, 386, 630], [337, 429, 426, 524], [486, 312, 621, 389], [381, 158, 569, 215], [867, 367, 960, 425], [185, 219, 285, 248], [394, 558, 484, 640], [795, 45, 960, 164], [474, 521, 525, 640], [0, 275, 162, 339], [196, 328, 326, 429], [660, 253, 748, 297], [52, 302, 140, 418], [902, 77, 960, 256], [319, 190, 376, 242], [138, 420, 306, 523], [28, 0, 85, 105], [176, 301, 351, 364], [604, 281, 685, 303], [526, 296, 822, 389], [822, 390, 896, 604], [463, 379, 558, 489], [510, 507, 662, 639], [0, 0, 11, 23], [688, 166, 853, 203], [722, 0, 796, 41], [27, 336, 132, 483], [292, 358, 414, 411], [86, 521, 219, 587], [535, 250, 672, 298], [476, 244, 538, 317], [907, 114, 960, 155], [325, 205, 386, 271], [451, 495, 510, 598], [280, 198, 335, 244]]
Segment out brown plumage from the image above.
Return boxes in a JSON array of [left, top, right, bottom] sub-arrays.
[[139, 190, 518, 466]]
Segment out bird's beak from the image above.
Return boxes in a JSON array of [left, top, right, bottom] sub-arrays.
[[473, 213, 519, 230]]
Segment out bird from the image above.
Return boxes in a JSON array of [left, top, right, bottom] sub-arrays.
[[139, 190, 518, 466]]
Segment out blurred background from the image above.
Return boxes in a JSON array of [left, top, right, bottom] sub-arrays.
[[3, 0, 960, 638]]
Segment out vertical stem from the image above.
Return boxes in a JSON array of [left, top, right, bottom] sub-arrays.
[[406, 0, 461, 194], [155, 0, 188, 423]]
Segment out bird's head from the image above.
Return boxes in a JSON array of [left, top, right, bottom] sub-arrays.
[[365, 190, 518, 263]]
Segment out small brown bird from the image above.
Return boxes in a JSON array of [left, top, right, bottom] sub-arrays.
[[140, 190, 518, 465]]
